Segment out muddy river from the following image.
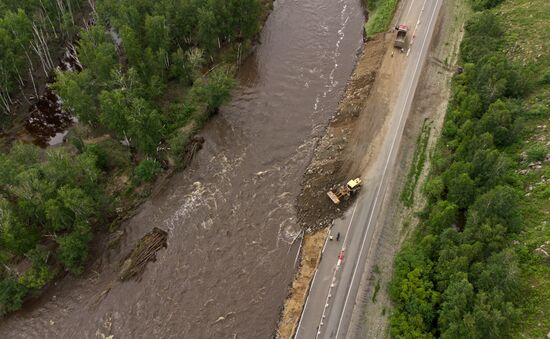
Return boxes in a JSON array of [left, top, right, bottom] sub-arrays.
[[0, 0, 364, 337]]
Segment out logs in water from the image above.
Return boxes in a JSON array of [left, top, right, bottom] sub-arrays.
[[119, 227, 168, 281], [182, 136, 205, 168]]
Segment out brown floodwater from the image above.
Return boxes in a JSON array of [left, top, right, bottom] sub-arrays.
[[0, 0, 364, 337]]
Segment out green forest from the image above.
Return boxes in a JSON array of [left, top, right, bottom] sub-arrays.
[[0, 0, 83, 116], [389, 0, 550, 337], [0, 0, 266, 315]]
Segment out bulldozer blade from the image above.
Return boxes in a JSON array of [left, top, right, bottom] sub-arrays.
[[327, 191, 341, 204]]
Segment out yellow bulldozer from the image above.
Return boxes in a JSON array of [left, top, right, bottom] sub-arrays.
[[327, 178, 362, 204]]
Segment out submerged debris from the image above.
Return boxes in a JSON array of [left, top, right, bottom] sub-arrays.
[[119, 227, 168, 281], [182, 136, 205, 167]]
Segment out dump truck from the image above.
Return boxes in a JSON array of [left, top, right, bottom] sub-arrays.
[[394, 24, 408, 49], [327, 178, 362, 204]]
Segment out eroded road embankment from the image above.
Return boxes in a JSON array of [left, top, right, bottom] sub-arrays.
[[282, 0, 449, 336], [296, 34, 390, 231], [278, 34, 390, 338], [0, 0, 364, 338]]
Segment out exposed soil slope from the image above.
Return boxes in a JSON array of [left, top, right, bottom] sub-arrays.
[[296, 34, 389, 231]]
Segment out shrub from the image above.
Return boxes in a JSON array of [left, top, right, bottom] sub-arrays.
[[19, 263, 53, 290], [167, 102, 196, 130], [97, 139, 132, 170], [134, 159, 161, 184], [56, 223, 92, 274], [18, 248, 54, 290], [541, 69, 550, 85], [526, 143, 548, 162], [84, 144, 108, 170], [423, 176, 444, 202], [190, 65, 236, 114], [168, 131, 191, 168], [469, 0, 504, 11], [460, 12, 503, 63], [467, 185, 521, 232], [0, 275, 28, 315]]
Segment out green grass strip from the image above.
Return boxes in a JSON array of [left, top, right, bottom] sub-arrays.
[[365, 0, 399, 37], [401, 120, 430, 207]]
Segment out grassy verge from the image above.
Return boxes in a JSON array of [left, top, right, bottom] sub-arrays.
[[364, 0, 399, 37], [401, 119, 431, 207]]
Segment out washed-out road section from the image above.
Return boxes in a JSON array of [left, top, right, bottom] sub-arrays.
[[295, 0, 443, 337]]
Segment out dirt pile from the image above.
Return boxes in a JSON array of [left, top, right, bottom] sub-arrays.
[[296, 34, 388, 231], [119, 227, 168, 281]]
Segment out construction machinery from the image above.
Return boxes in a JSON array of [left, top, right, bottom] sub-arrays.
[[327, 178, 362, 204], [394, 24, 409, 49]]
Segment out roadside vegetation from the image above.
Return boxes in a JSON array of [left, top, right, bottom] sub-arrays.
[[364, 0, 399, 37], [0, 0, 268, 315], [389, 0, 550, 337], [401, 120, 430, 207]]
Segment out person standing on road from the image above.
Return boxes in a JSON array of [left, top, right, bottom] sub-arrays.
[[336, 232, 340, 241]]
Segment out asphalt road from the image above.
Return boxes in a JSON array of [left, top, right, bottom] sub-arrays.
[[294, 0, 443, 337]]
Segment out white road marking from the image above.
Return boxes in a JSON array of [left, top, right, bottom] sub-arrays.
[[407, 0, 429, 56], [296, 230, 329, 334], [313, 203, 358, 339], [405, 0, 416, 17], [333, 0, 442, 337], [340, 203, 359, 252]]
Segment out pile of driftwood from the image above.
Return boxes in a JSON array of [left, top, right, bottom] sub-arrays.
[[181, 136, 204, 168], [119, 227, 168, 281]]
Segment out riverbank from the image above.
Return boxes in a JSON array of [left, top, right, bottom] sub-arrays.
[[0, 0, 273, 317]]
